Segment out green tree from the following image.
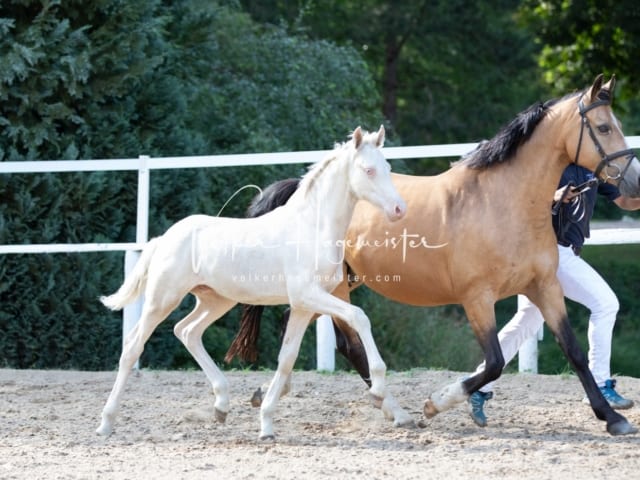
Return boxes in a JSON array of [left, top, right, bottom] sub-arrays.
[[519, 0, 640, 104], [0, 0, 174, 369], [240, 0, 545, 156], [1, 0, 384, 370]]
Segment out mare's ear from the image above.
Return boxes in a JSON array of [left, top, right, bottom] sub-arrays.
[[602, 74, 617, 96], [352, 126, 363, 149], [376, 124, 385, 147], [589, 73, 604, 101]]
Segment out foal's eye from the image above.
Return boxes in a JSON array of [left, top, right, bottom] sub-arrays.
[[365, 167, 376, 177], [597, 124, 611, 134]]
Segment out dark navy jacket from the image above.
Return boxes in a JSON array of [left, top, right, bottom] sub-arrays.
[[553, 164, 620, 250]]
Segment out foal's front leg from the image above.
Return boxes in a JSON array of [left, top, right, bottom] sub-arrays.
[[259, 308, 313, 440], [299, 290, 388, 408]]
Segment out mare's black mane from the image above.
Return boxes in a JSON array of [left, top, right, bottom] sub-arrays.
[[455, 91, 582, 169]]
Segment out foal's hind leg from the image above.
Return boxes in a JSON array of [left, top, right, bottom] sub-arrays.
[[97, 295, 182, 436], [173, 287, 236, 423]]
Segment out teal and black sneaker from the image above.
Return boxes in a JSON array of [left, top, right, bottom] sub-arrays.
[[583, 379, 634, 410], [468, 390, 493, 427]]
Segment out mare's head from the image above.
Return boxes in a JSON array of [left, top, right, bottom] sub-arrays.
[[456, 74, 640, 197], [559, 74, 640, 197], [344, 125, 406, 221]]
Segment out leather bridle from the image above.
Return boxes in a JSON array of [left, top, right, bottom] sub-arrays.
[[573, 95, 636, 183]]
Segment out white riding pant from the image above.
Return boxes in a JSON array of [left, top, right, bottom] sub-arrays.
[[476, 244, 619, 391]]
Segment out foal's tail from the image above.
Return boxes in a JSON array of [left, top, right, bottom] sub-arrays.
[[225, 177, 300, 363], [100, 237, 160, 311]]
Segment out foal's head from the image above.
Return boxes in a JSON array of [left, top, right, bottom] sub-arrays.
[[346, 125, 406, 221], [560, 74, 640, 197]]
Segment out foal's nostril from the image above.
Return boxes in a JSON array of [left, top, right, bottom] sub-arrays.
[[394, 204, 406, 218]]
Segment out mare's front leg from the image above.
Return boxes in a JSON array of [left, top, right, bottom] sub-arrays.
[[529, 283, 637, 436], [424, 296, 503, 418]]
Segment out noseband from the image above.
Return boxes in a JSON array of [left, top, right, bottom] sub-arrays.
[[573, 96, 636, 183]]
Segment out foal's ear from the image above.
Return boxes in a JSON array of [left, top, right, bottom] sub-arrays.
[[353, 126, 363, 149], [589, 73, 605, 100], [376, 124, 385, 147]]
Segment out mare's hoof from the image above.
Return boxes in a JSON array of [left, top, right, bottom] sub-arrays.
[[607, 419, 638, 436], [214, 408, 228, 423], [250, 388, 263, 408], [259, 434, 275, 442], [368, 392, 384, 409], [423, 398, 439, 419]]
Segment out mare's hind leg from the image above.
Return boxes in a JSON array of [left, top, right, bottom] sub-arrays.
[[97, 293, 183, 436], [331, 316, 414, 427], [329, 270, 412, 426], [173, 286, 236, 422], [424, 297, 503, 418], [259, 307, 314, 440], [295, 289, 388, 412]]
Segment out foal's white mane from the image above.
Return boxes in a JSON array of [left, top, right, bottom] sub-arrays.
[[297, 128, 380, 197]]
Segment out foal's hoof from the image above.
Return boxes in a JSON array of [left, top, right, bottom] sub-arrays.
[[259, 434, 275, 442], [250, 388, 263, 408], [368, 392, 384, 409], [607, 419, 638, 436], [393, 416, 416, 429], [96, 422, 113, 436], [214, 408, 228, 424], [423, 398, 439, 419]]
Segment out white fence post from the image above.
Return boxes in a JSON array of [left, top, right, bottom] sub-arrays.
[[316, 315, 336, 371], [121, 155, 150, 369], [517, 295, 543, 373], [123, 250, 142, 369], [136, 155, 150, 246]]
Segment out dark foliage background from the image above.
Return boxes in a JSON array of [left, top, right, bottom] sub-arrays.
[[2, 0, 640, 377]]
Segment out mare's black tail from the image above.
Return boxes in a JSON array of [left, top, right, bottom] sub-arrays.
[[225, 178, 301, 363]]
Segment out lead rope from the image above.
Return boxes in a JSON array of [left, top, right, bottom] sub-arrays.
[[552, 181, 590, 245]]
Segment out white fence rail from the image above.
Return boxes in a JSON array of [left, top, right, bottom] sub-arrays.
[[2, 138, 640, 372]]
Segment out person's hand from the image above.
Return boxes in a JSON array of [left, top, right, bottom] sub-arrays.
[[554, 185, 579, 203]]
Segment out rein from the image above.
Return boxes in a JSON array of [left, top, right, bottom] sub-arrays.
[[573, 96, 635, 183]]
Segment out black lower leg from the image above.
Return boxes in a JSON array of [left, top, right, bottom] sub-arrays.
[[333, 320, 372, 388]]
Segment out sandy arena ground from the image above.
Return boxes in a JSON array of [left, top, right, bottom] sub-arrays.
[[1, 368, 640, 479]]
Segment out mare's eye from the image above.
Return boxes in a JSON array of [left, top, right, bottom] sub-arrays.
[[597, 124, 611, 134]]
